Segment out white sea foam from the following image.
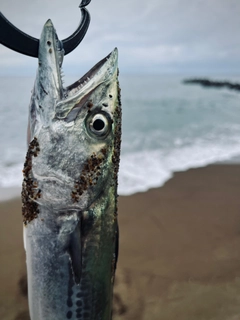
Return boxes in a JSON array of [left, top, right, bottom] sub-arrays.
[[0, 163, 24, 188], [0, 139, 240, 199], [0, 74, 240, 200], [118, 141, 240, 195]]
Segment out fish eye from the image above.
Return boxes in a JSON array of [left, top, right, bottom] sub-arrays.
[[88, 113, 111, 137], [93, 118, 105, 131]]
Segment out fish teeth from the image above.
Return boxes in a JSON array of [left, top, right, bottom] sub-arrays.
[[60, 69, 64, 83], [68, 74, 95, 97]]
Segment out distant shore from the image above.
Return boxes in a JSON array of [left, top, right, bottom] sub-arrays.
[[183, 78, 240, 91], [1, 164, 240, 320]]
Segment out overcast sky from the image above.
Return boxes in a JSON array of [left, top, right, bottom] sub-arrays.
[[1, 0, 240, 76]]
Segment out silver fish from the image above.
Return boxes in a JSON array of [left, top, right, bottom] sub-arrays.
[[22, 19, 121, 320]]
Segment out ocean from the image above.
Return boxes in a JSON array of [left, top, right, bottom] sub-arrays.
[[0, 74, 240, 197]]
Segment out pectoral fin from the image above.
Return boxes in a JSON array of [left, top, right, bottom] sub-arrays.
[[68, 221, 82, 284]]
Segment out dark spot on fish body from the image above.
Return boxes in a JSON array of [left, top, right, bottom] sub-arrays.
[[76, 306, 82, 311], [49, 48, 52, 53], [66, 310, 72, 319], [66, 261, 74, 316], [47, 40, 51, 46], [76, 299, 82, 307], [87, 101, 93, 109], [67, 298, 73, 308]]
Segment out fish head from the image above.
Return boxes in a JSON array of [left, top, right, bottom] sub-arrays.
[[26, 20, 121, 215]]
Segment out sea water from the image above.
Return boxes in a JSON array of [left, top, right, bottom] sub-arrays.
[[0, 74, 239, 196]]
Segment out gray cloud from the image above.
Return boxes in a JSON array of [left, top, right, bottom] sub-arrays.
[[1, 0, 240, 75]]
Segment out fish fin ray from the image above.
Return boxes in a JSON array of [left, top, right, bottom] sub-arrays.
[[68, 221, 82, 284]]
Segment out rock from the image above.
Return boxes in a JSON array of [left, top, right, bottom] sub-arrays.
[[183, 78, 240, 91]]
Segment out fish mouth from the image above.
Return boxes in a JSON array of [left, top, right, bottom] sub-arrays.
[[55, 47, 118, 119], [65, 48, 118, 97], [32, 20, 118, 125]]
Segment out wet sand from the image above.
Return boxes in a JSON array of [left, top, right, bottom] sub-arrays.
[[1, 164, 240, 320]]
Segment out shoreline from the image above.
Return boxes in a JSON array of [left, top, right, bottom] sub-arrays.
[[1, 160, 240, 202], [0, 187, 21, 202], [1, 164, 240, 319]]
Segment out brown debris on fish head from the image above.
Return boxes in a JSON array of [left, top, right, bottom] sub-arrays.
[[21, 137, 41, 225], [111, 78, 122, 217], [71, 148, 107, 203]]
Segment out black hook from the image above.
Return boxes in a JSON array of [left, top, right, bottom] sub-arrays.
[[0, 0, 91, 57]]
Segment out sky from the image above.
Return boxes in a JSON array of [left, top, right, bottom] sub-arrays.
[[1, 0, 240, 76]]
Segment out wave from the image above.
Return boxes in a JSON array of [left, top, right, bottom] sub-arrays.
[[1, 141, 240, 198], [118, 141, 240, 195], [0, 163, 23, 188], [1, 75, 240, 198]]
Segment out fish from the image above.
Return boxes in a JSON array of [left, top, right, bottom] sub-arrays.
[[21, 19, 121, 320]]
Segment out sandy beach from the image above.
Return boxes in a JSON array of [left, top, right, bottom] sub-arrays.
[[1, 164, 240, 320]]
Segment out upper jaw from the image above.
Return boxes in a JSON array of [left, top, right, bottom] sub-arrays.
[[66, 47, 118, 98], [37, 19, 64, 101], [29, 20, 64, 136], [55, 48, 118, 120]]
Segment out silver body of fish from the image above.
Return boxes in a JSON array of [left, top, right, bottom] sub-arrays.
[[22, 20, 121, 320]]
